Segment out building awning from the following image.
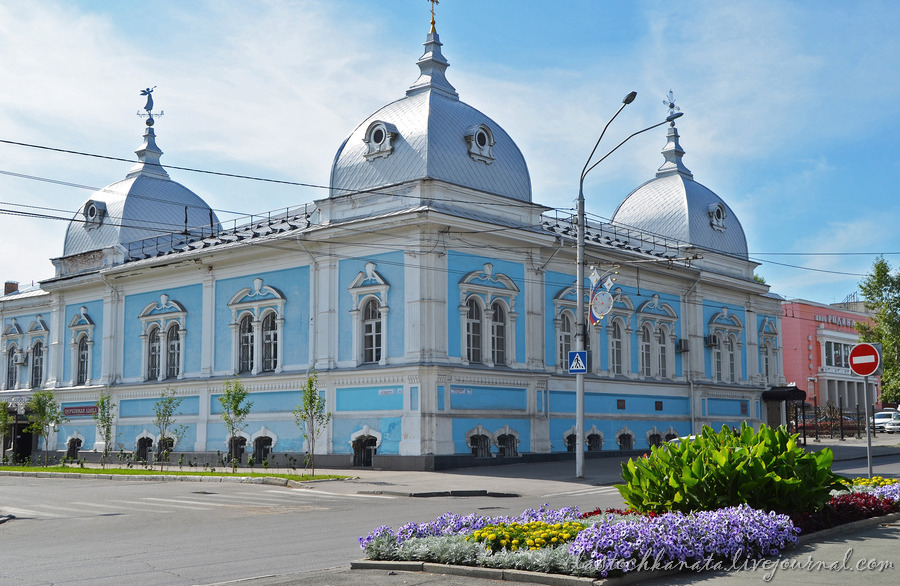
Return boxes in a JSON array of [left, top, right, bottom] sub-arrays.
[[762, 386, 807, 402]]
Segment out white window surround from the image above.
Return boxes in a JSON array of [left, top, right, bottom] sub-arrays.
[[249, 426, 278, 452], [553, 286, 597, 373], [615, 425, 636, 448], [26, 316, 48, 388], [605, 288, 634, 377], [635, 295, 677, 380], [349, 262, 390, 366], [759, 316, 779, 384], [228, 278, 286, 375], [363, 121, 398, 160], [458, 263, 519, 367], [562, 425, 603, 449], [708, 307, 744, 383], [2, 318, 24, 390], [348, 425, 382, 450], [68, 307, 95, 387], [465, 123, 495, 164], [139, 294, 187, 381], [135, 428, 182, 451]]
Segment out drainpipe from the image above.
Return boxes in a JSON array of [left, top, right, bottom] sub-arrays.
[[684, 274, 702, 434]]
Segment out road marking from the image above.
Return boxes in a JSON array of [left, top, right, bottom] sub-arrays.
[[271, 488, 396, 499], [2, 506, 57, 519], [109, 499, 205, 510], [540, 486, 620, 498], [141, 497, 229, 507]]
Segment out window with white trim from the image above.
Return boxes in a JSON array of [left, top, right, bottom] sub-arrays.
[[639, 325, 652, 377], [558, 311, 573, 368], [6, 344, 17, 389], [139, 295, 187, 382], [657, 328, 668, 378], [77, 335, 89, 385], [708, 307, 744, 384], [362, 298, 382, 364], [261, 312, 278, 372], [30, 340, 44, 389], [228, 278, 286, 376], [610, 320, 624, 375], [466, 297, 483, 364], [68, 306, 95, 387], [459, 263, 519, 368], [348, 263, 390, 367]]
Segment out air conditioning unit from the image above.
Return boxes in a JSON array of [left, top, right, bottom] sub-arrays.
[[675, 339, 689, 353], [704, 334, 720, 347], [13, 351, 26, 365]]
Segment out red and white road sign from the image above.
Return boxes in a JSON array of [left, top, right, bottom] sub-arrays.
[[849, 343, 881, 377]]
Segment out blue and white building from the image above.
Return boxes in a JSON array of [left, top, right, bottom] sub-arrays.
[[0, 23, 784, 469]]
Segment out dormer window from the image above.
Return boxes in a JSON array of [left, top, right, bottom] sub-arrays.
[[363, 121, 397, 160], [83, 200, 106, 230], [466, 124, 495, 164], [708, 202, 726, 232]]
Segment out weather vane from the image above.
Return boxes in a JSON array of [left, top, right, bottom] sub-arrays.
[[428, 0, 438, 28], [137, 86, 164, 126], [663, 90, 680, 125]]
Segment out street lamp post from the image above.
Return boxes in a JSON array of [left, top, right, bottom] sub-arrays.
[[575, 95, 684, 478]]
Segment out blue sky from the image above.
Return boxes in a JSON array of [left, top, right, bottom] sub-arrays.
[[0, 0, 898, 304]]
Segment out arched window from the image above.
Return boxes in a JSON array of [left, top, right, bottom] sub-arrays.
[[497, 433, 518, 457], [147, 327, 161, 380], [639, 325, 652, 377], [239, 315, 254, 373], [362, 299, 382, 364], [31, 341, 43, 388], [726, 337, 736, 383], [713, 337, 723, 382], [587, 433, 603, 452], [470, 434, 491, 458], [262, 312, 278, 372], [253, 436, 273, 461], [76, 336, 89, 385], [558, 312, 573, 368], [466, 298, 482, 363], [648, 433, 662, 448], [611, 321, 623, 375], [6, 345, 17, 389], [165, 326, 181, 379], [657, 329, 668, 378], [618, 434, 634, 450], [491, 301, 506, 366]]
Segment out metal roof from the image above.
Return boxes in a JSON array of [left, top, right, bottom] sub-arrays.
[[329, 27, 531, 202]]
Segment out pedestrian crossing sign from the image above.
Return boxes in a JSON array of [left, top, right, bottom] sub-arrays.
[[568, 351, 587, 374]]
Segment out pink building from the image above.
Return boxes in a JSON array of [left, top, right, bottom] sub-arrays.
[[781, 300, 879, 410]]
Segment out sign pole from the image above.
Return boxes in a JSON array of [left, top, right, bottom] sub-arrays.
[[863, 375, 873, 478]]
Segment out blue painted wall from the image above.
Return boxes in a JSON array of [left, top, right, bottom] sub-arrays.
[[330, 416, 402, 454], [448, 384, 526, 411], [450, 418, 531, 454], [120, 395, 200, 418], [335, 385, 403, 411]]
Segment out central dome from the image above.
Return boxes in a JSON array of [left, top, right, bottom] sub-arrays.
[[329, 27, 531, 202]]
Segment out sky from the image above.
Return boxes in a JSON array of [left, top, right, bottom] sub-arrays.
[[0, 0, 898, 305]]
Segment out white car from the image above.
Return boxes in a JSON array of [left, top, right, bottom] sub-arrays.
[[885, 419, 900, 434], [873, 411, 900, 432]]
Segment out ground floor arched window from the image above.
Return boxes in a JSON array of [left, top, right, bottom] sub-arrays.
[[254, 436, 273, 462], [136, 437, 153, 462], [352, 435, 377, 467], [228, 436, 247, 464], [469, 434, 491, 458]]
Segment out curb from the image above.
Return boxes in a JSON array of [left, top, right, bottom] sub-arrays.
[[0, 469, 338, 488], [358, 489, 520, 498], [351, 511, 900, 585]]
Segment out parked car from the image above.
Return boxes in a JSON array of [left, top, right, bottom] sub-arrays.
[[872, 411, 900, 432], [885, 420, 900, 434]]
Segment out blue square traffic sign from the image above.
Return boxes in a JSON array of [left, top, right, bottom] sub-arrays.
[[568, 351, 587, 374]]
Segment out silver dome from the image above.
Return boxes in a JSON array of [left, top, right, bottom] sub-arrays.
[[610, 125, 748, 260], [62, 126, 220, 258], [329, 28, 531, 202]]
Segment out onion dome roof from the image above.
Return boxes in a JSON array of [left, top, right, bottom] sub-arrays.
[[610, 124, 748, 259], [63, 115, 219, 259], [329, 25, 531, 202]]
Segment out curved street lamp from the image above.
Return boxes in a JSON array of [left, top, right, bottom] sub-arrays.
[[574, 95, 684, 477]]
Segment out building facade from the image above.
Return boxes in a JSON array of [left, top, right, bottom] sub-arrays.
[[0, 24, 785, 469], [781, 299, 879, 411]]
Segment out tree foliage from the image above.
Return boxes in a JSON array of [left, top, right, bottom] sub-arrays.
[[26, 390, 68, 466], [153, 388, 187, 470], [219, 379, 253, 473], [857, 257, 900, 403], [93, 388, 117, 468], [292, 372, 331, 476], [0, 400, 10, 462]]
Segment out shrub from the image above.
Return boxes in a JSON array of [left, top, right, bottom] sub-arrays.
[[616, 423, 845, 514]]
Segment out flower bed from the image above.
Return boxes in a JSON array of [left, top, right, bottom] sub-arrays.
[[359, 482, 900, 579]]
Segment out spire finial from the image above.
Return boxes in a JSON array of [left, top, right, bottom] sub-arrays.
[[429, 0, 438, 32], [137, 86, 164, 127], [662, 90, 680, 127]]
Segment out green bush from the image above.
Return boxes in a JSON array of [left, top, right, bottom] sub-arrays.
[[615, 423, 845, 514]]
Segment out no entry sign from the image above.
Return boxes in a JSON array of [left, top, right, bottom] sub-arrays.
[[849, 343, 881, 377]]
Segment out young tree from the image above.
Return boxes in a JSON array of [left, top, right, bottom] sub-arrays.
[[26, 390, 68, 466], [153, 388, 187, 471], [857, 257, 900, 403], [292, 372, 331, 476], [219, 379, 253, 473], [0, 400, 10, 463], [93, 388, 117, 468]]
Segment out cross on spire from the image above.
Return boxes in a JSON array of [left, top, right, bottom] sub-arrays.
[[428, 0, 438, 31]]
